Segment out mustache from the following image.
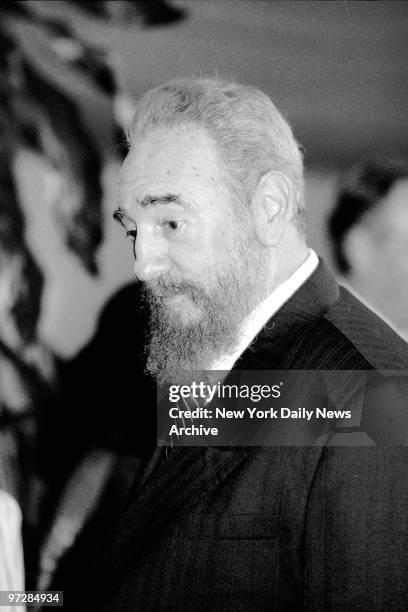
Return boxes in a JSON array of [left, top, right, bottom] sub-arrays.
[[140, 276, 208, 304]]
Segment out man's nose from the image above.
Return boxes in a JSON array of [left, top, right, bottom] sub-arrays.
[[133, 227, 170, 282]]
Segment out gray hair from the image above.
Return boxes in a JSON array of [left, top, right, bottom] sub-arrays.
[[126, 77, 306, 233]]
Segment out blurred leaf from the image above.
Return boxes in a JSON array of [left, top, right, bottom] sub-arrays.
[[18, 62, 104, 275], [10, 247, 44, 345]]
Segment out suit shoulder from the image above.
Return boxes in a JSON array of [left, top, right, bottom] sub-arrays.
[[323, 286, 408, 370]]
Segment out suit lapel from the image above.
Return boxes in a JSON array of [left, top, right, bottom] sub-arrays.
[[233, 258, 340, 371], [104, 445, 248, 585]]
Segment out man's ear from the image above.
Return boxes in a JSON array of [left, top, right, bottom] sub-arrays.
[[251, 171, 292, 246]]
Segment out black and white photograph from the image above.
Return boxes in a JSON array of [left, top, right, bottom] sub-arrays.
[[1, 1, 408, 610]]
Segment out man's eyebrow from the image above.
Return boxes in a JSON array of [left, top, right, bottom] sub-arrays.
[[113, 194, 190, 224], [138, 193, 190, 209]]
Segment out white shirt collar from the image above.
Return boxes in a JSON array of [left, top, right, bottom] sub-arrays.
[[210, 249, 319, 371]]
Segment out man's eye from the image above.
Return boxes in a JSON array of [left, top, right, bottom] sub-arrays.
[[163, 220, 180, 231], [126, 229, 137, 241]]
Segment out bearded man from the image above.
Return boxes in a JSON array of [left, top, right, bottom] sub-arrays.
[[102, 77, 408, 611]]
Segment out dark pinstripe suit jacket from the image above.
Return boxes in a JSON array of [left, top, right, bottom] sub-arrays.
[[101, 260, 408, 612]]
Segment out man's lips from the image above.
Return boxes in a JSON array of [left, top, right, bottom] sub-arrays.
[[153, 291, 185, 301], [164, 294, 186, 303]]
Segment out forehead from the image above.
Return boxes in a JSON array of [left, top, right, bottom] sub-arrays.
[[119, 125, 224, 199]]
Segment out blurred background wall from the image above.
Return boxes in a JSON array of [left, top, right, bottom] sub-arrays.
[[1, 0, 407, 357]]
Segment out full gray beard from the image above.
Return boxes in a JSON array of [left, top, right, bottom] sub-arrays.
[[142, 239, 265, 386], [144, 285, 238, 386]]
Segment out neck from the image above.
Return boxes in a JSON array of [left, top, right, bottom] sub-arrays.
[[264, 233, 309, 298]]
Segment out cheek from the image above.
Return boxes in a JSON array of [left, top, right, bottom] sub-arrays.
[[171, 216, 241, 276], [213, 220, 241, 253], [170, 238, 211, 275], [210, 242, 237, 272]]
